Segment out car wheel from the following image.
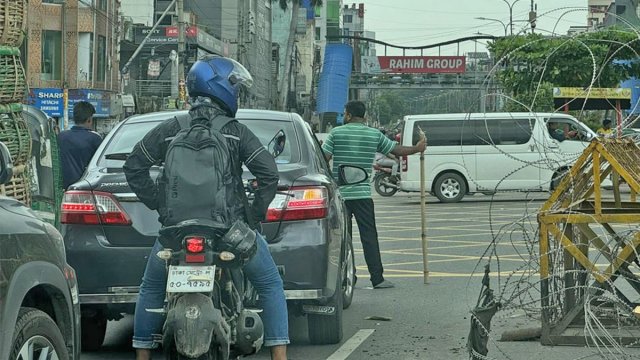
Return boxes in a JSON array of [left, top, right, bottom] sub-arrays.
[[434, 172, 466, 203], [81, 312, 107, 351], [551, 168, 568, 191], [10, 307, 69, 360], [342, 239, 355, 309], [374, 173, 398, 197], [307, 290, 343, 345]]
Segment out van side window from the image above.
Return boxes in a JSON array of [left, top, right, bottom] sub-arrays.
[[475, 119, 534, 145], [413, 120, 475, 146]]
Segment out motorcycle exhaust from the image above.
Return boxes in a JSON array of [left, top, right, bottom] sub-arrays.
[[381, 181, 400, 189]]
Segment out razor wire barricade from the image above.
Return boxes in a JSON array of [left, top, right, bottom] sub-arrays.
[[462, 6, 640, 359]]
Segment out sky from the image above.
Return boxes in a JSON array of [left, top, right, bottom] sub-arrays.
[[357, 0, 590, 56]]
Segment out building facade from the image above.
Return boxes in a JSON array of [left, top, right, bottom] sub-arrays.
[[24, 0, 122, 133], [588, 0, 614, 29], [272, 1, 317, 115], [602, 0, 640, 28]]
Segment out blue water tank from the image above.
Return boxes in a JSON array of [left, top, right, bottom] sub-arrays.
[[317, 44, 353, 114]]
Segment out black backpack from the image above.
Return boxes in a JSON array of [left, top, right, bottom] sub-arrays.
[[157, 114, 236, 227]]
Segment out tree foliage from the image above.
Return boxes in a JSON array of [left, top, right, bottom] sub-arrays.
[[488, 29, 640, 112]]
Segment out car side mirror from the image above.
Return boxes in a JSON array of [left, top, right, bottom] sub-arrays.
[[0, 142, 13, 185], [338, 165, 368, 186]]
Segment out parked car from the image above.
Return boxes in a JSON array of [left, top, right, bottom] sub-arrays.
[[60, 109, 355, 349], [0, 142, 81, 360]]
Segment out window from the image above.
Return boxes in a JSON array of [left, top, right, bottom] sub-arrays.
[[238, 120, 301, 164], [343, 14, 353, 23], [97, 0, 107, 11], [41, 31, 62, 81], [99, 121, 162, 167], [315, 27, 321, 41], [42, 0, 62, 3], [616, 5, 626, 15], [97, 35, 106, 82], [475, 119, 534, 145], [412, 120, 476, 146], [78, 33, 93, 81], [412, 118, 534, 147]]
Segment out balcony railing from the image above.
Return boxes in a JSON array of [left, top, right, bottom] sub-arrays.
[[136, 80, 173, 98]]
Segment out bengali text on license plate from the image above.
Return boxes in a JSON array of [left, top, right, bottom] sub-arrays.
[[166, 266, 215, 293]]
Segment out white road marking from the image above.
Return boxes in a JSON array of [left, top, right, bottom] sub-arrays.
[[326, 329, 375, 360]]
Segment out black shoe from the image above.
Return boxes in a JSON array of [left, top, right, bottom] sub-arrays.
[[373, 280, 395, 289]]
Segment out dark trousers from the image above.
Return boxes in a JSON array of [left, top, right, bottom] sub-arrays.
[[345, 198, 384, 285]]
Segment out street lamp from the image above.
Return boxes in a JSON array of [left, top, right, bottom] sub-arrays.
[[475, 17, 508, 36], [501, 0, 523, 36]]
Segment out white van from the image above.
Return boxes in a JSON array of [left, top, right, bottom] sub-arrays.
[[399, 112, 596, 202]]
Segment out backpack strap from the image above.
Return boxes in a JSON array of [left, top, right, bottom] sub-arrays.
[[174, 113, 192, 130], [210, 115, 236, 132]]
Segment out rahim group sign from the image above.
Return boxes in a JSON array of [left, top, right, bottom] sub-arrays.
[[361, 56, 466, 74]]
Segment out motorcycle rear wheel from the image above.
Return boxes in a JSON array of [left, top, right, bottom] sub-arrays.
[[374, 173, 398, 197], [167, 346, 224, 360]]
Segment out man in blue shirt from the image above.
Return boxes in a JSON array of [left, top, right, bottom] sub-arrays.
[[58, 101, 102, 189]]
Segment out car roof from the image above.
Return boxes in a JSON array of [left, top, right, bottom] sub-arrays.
[[404, 112, 575, 121], [124, 110, 188, 124], [123, 109, 298, 124]]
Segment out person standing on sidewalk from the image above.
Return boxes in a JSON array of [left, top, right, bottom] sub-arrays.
[[322, 101, 426, 289]]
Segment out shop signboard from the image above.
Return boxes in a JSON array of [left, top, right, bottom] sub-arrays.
[[361, 56, 466, 74]]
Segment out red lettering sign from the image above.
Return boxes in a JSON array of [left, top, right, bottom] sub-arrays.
[[165, 26, 198, 38], [376, 56, 466, 74]]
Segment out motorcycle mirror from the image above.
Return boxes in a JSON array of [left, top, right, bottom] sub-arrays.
[[267, 130, 286, 158], [338, 165, 369, 186]]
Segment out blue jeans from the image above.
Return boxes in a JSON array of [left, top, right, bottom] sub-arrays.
[[132, 232, 290, 349]]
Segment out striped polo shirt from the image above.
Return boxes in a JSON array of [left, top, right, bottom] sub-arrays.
[[322, 122, 397, 200]]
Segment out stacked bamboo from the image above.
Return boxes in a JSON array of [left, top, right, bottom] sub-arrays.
[[0, 0, 30, 204]]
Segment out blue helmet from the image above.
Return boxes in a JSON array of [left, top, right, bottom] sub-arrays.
[[186, 56, 253, 116]]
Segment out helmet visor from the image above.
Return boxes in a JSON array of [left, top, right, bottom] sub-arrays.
[[196, 55, 254, 89], [227, 58, 254, 89]]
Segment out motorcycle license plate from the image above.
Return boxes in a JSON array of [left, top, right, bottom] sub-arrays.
[[166, 266, 216, 293]]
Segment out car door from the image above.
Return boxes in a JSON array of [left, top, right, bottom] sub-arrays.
[[474, 117, 542, 191]]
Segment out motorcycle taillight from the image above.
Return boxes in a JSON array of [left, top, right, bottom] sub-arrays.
[[185, 237, 205, 253], [184, 236, 206, 263]]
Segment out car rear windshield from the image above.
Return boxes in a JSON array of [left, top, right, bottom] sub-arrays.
[[98, 121, 161, 167], [239, 119, 300, 164], [98, 118, 300, 167]]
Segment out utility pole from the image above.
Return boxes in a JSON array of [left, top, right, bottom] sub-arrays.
[[529, 0, 537, 34], [177, 0, 185, 81], [176, 0, 187, 106]]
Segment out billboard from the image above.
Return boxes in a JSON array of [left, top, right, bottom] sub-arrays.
[[361, 56, 466, 74]]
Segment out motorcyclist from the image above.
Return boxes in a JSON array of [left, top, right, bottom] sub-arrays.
[[124, 56, 289, 360]]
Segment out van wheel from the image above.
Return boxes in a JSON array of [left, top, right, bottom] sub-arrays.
[[551, 168, 568, 191], [10, 307, 69, 360], [434, 173, 466, 203]]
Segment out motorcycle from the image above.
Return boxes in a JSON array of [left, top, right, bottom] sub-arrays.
[[155, 220, 263, 360], [373, 158, 401, 197]]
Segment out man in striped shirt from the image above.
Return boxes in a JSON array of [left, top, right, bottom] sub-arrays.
[[322, 101, 426, 289]]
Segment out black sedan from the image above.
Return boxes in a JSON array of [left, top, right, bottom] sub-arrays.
[[0, 142, 81, 360], [60, 109, 355, 349]]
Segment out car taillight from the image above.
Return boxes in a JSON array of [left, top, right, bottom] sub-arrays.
[[401, 156, 408, 172], [266, 187, 328, 222], [61, 191, 132, 225]]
